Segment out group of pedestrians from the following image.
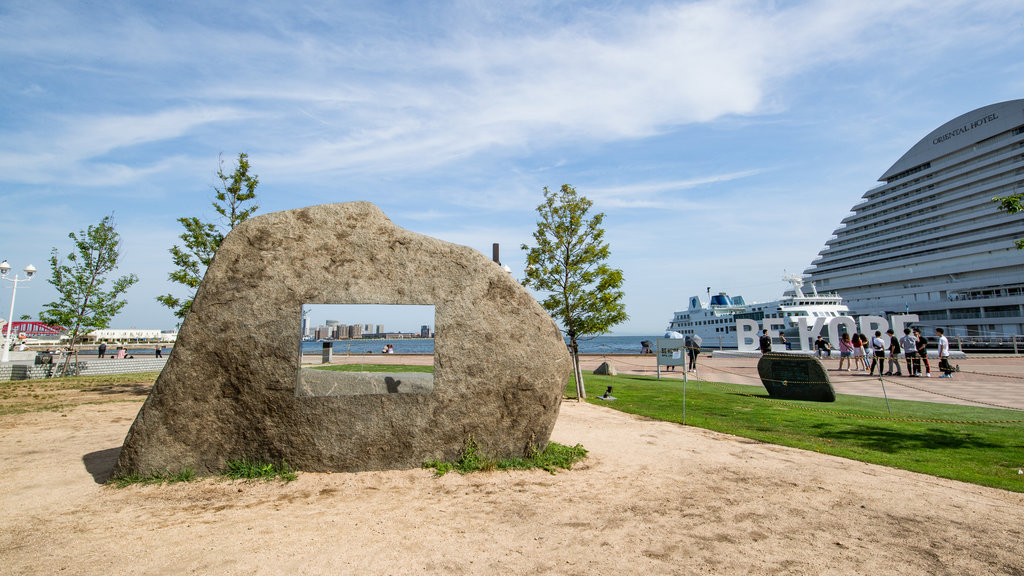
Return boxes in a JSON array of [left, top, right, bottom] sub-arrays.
[[825, 327, 954, 378]]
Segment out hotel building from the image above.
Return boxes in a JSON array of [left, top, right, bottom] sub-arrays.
[[805, 100, 1024, 337]]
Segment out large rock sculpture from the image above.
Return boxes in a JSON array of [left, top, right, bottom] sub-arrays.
[[114, 202, 571, 476]]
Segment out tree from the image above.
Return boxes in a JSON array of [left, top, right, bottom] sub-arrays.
[[40, 215, 139, 376], [993, 192, 1023, 249], [521, 185, 628, 400], [157, 153, 259, 319]]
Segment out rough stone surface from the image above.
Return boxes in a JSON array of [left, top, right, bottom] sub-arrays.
[[756, 353, 835, 402], [114, 202, 571, 476], [593, 361, 617, 376]]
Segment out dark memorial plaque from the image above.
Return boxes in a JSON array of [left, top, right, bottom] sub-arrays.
[[756, 353, 835, 402]]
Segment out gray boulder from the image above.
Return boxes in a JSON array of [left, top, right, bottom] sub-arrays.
[[114, 202, 570, 476], [593, 361, 617, 376]]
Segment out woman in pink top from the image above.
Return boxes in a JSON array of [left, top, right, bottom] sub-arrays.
[[837, 333, 853, 371]]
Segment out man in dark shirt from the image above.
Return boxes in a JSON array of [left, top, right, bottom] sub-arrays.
[[759, 329, 772, 354]]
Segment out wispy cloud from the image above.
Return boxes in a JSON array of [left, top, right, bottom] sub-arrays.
[[2, 0, 1022, 333]]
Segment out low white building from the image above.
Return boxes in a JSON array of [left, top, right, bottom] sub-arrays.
[[87, 329, 178, 343]]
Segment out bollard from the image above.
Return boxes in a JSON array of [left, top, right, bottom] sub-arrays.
[[321, 341, 333, 364]]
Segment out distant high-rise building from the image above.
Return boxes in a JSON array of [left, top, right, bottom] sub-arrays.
[[805, 100, 1024, 337], [325, 319, 340, 326], [348, 324, 362, 339], [376, 324, 384, 336], [420, 325, 431, 338]]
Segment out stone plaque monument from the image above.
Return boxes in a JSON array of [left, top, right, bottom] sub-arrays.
[[114, 202, 571, 476], [756, 353, 835, 402]]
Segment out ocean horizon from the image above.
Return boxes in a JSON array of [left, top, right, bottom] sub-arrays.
[[301, 334, 663, 355]]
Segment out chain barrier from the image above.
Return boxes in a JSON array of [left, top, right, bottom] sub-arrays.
[[582, 351, 1024, 424], [881, 375, 1023, 412], [699, 378, 1024, 424]]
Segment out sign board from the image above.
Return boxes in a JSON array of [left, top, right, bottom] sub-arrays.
[[655, 338, 686, 367], [756, 353, 836, 402]]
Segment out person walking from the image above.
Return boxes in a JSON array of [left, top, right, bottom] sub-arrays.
[[837, 333, 853, 371], [97, 342, 107, 359], [885, 329, 903, 376], [687, 334, 702, 372], [900, 328, 918, 376], [936, 328, 953, 378], [868, 331, 887, 376], [914, 329, 931, 377], [758, 329, 772, 354]]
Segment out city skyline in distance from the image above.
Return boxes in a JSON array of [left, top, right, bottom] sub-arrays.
[[303, 304, 434, 335]]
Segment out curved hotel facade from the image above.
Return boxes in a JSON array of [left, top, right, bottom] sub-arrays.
[[804, 100, 1024, 337]]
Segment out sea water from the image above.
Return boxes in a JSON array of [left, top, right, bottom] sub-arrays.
[[301, 335, 661, 356]]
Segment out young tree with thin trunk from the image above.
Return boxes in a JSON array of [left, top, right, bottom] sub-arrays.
[[521, 184, 627, 400], [157, 153, 259, 320], [40, 215, 138, 376]]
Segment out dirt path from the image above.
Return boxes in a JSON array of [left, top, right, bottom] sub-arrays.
[[1, 393, 1022, 575]]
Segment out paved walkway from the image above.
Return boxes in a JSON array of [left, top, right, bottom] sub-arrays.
[[578, 354, 1024, 412]]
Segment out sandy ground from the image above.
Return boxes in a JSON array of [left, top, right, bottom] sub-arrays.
[[2, 380, 1023, 575]]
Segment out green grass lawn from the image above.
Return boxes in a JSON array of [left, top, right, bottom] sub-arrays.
[[571, 372, 1024, 492]]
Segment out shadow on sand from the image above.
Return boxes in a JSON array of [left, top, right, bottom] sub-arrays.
[[83, 447, 122, 484]]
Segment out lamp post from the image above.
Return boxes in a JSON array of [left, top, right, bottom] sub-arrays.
[[1, 260, 36, 363]]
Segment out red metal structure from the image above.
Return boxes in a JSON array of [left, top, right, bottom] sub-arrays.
[[0, 321, 66, 338]]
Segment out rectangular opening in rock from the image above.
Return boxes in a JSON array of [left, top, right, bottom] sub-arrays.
[[296, 304, 435, 397]]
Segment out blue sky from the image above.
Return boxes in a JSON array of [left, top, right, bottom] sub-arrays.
[[2, 0, 1023, 335]]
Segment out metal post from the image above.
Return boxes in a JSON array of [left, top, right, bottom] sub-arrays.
[[1, 288, 16, 363], [878, 373, 891, 415], [0, 262, 34, 363], [682, 373, 686, 424]]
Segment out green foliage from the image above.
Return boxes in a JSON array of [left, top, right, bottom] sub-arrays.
[[993, 192, 1024, 248], [111, 467, 196, 488], [40, 215, 138, 375], [423, 437, 588, 476], [157, 153, 259, 319], [223, 458, 296, 482], [521, 184, 627, 399], [573, 372, 1024, 492], [109, 459, 295, 487]]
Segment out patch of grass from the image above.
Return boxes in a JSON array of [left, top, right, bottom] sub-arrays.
[[423, 437, 588, 476], [222, 458, 297, 482], [110, 467, 196, 488], [310, 364, 433, 373], [0, 372, 158, 415], [572, 372, 1024, 492]]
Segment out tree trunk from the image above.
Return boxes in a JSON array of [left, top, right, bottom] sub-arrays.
[[570, 339, 586, 400]]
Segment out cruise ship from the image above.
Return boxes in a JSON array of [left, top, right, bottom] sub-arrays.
[[666, 275, 850, 349], [804, 100, 1024, 338]]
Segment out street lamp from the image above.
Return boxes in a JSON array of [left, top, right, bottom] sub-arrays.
[[1, 261, 36, 363]]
